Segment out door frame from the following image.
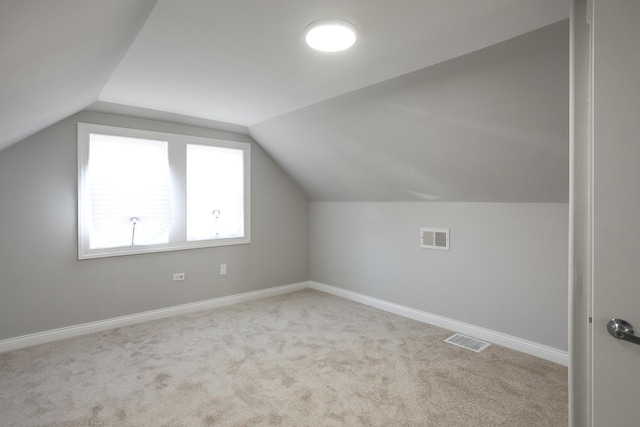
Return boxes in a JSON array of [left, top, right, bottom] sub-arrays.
[[569, 0, 593, 425]]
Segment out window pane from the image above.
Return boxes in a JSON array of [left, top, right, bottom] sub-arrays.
[[186, 144, 244, 241], [88, 134, 172, 248]]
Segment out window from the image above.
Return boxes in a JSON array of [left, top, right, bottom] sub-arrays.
[[77, 123, 250, 259]]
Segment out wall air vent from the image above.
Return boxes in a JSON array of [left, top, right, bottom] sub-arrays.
[[420, 228, 449, 250]]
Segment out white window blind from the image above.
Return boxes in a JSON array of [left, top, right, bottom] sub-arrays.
[[186, 144, 244, 240], [88, 135, 172, 248]]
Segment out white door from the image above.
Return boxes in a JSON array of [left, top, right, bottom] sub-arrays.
[[590, 0, 640, 425]]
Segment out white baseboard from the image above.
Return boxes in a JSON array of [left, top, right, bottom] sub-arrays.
[[309, 281, 569, 366], [0, 280, 568, 366], [0, 281, 308, 354]]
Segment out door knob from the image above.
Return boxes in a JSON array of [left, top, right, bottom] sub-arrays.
[[607, 318, 640, 345]]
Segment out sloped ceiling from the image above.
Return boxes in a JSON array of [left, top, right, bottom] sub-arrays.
[[0, 1, 570, 202], [251, 21, 569, 202], [0, 0, 157, 151]]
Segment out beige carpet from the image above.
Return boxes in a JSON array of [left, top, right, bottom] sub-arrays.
[[0, 289, 567, 426]]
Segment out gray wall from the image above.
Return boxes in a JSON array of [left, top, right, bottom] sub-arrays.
[[310, 202, 568, 350], [0, 111, 309, 340]]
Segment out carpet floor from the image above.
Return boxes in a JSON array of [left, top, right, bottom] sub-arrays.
[[0, 289, 567, 426]]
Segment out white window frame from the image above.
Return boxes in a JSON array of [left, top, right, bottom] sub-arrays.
[[77, 122, 251, 260]]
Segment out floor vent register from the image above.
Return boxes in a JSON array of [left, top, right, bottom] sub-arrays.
[[444, 333, 490, 353]]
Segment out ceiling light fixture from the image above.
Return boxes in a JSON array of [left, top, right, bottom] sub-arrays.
[[305, 19, 357, 52]]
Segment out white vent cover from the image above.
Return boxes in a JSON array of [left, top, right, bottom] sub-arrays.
[[444, 333, 490, 353], [420, 228, 449, 250]]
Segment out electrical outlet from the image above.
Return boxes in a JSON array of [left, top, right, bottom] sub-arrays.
[[173, 272, 185, 281], [220, 264, 227, 275]]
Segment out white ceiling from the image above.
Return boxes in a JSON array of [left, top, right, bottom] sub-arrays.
[[100, 0, 568, 126], [0, 0, 570, 202]]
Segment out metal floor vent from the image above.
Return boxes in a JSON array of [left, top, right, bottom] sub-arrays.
[[444, 333, 490, 353]]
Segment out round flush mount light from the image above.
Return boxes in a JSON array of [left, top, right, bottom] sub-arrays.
[[305, 19, 357, 52]]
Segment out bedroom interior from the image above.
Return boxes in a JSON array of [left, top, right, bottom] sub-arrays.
[[0, 1, 574, 425]]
